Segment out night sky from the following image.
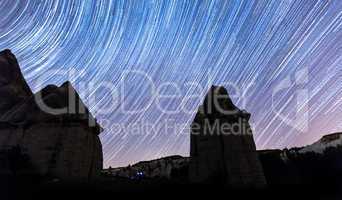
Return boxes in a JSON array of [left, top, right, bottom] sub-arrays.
[[0, 0, 341, 167]]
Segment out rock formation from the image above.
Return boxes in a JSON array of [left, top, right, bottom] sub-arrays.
[[189, 86, 266, 187], [0, 49, 103, 181], [0, 50, 32, 119]]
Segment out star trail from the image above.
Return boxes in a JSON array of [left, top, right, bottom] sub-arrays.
[[0, 0, 341, 167]]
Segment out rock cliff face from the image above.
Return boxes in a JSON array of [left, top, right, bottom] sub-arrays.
[[189, 86, 266, 187], [0, 50, 32, 121], [0, 50, 103, 181]]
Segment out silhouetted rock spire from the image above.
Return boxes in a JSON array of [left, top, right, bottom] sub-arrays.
[[0, 49, 103, 181], [189, 86, 266, 187]]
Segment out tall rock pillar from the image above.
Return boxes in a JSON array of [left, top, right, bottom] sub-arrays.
[[189, 86, 266, 188]]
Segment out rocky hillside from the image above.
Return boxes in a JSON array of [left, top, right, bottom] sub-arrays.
[[103, 155, 189, 181], [105, 132, 342, 187], [259, 132, 342, 186], [299, 132, 342, 154]]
